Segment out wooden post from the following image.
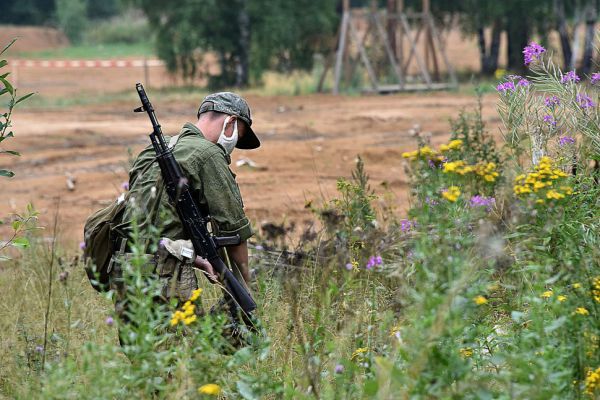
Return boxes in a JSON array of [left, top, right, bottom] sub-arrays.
[[348, 17, 379, 91], [333, 0, 350, 94], [373, 12, 404, 87], [423, 0, 430, 74], [387, 0, 397, 61], [397, 0, 404, 81]]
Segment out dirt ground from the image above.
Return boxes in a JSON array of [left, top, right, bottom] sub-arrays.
[[0, 25, 503, 245], [1, 91, 502, 243]]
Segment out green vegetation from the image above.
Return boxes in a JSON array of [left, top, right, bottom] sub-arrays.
[[14, 42, 154, 60], [1, 43, 599, 399]]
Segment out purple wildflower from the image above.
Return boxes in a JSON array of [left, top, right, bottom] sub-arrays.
[[335, 364, 344, 374], [366, 255, 383, 270], [496, 81, 516, 93], [255, 245, 264, 251], [544, 96, 560, 108], [576, 93, 596, 109], [561, 70, 580, 84], [591, 72, 600, 85], [543, 115, 557, 127], [105, 316, 114, 326], [35, 345, 44, 353], [507, 74, 522, 81], [558, 136, 576, 146], [159, 239, 166, 248], [121, 181, 129, 190], [517, 78, 530, 87], [523, 42, 546, 65], [345, 263, 353, 271], [79, 241, 86, 250], [425, 196, 439, 206], [469, 195, 495, 212], [400, 219, 415, 233]]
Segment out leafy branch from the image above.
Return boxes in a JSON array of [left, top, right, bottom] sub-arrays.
[[0, 39, 34, 178]]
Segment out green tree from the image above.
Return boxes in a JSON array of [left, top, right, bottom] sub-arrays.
[[135, 0, 338, 87], [0, 0, 56, 25], [56, 0, 87, 44]]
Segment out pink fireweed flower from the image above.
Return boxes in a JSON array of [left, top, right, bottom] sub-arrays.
[[517, 78, 530, 87], [523, 42, 546, 65], [543, 115, 557, 126], [121, 181, 129, 190], [79, 241, 86, 250], [105, 316, 114, 326], [576, 93, 596, 109], [561, 70, 580, 84], [591, 72, 600, 85], [544, 96, 560, 108], [558, 136, 576, 146]]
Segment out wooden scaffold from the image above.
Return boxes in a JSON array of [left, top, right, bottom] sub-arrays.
[[323, 0, 457, 94]]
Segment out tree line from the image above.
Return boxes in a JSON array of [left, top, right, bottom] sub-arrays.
[[1, 0, 598, 86]]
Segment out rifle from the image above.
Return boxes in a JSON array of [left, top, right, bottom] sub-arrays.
[[134, 83, 257, 323]]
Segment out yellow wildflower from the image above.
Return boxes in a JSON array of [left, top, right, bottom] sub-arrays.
[[189, 288, 203, 302], [198, 383, 222, 396], [536, 199, 544, 204], [557, 295, 567, 302], [494, 68, 507, 79], [351, 347, 368, 361], [473, 295, 488, 305], [443, 161, 465, 173], [541, 290, 553, 299], [560, 186, 573, 195], [459, 347, 473, 358], [183, 315, 197, 325], [439, 144, 450, 152], [419, 146, 436, 157], [575, 307, 590, 316], [484, 174, 496, 182], [573, 283, 582, 289], [442, 186, 461, 202], [592, 277, 600, 303], [584, 367, 600, 396], [448, 139, 463, 150], [514, 174, 526, 182], [402, 150, 418, 159], [546, 190, 565, 200]]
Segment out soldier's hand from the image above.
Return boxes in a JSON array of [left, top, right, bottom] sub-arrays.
[[194, 256, 218, 284]]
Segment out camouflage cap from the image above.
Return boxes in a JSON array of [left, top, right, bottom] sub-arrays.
[[197, 92, 260, 149]]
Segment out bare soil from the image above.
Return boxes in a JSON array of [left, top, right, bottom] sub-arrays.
[[0, 24, 503, 244], [1, 92, 502, 243]]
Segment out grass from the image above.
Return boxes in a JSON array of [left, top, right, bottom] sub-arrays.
[[11, 42, 154, 60]]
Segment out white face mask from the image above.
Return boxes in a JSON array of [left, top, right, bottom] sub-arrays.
[[217, 116, 238, 155]]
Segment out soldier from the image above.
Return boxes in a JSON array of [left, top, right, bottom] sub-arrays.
[[110, 92, 259, 340]]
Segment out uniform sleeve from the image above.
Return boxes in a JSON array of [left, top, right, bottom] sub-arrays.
[[189, 151, 253, 241]]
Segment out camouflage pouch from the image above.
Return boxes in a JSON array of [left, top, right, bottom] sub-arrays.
[[156, 238, 200, 304]]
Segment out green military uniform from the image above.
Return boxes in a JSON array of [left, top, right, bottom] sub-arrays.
[[111, 122, 253, 320], [123, 122, 253, 242]]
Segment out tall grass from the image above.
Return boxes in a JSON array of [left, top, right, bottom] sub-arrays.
[[1, 43, 599, 399]]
